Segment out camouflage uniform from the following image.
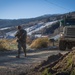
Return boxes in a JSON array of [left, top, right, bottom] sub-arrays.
[[15, 29, 27, 57]]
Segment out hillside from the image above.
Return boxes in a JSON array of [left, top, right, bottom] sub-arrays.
[[0, 14, 60, 28], [0, 11, 75, 39], [0, 11, 75, 28]]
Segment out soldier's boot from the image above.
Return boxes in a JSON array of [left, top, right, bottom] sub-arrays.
[[16, 55, 20, 58], [16, 52, 20, 58]]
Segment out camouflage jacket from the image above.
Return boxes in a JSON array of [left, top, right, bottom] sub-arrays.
[[15, 29, 27, 43]]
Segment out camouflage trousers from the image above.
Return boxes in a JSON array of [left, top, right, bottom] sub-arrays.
[[17, 41, 26, 57]]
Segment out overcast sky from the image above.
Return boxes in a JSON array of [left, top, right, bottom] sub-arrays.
[[0, 0, 75, 19]]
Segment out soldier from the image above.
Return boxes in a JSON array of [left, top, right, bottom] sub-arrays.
[[15, 25, 27, 58]]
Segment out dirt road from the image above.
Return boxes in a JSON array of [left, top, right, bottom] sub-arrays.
[[0, 48, 69, 75]]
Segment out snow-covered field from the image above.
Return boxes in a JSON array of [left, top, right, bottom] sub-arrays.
[[27, 21, 58, 35]]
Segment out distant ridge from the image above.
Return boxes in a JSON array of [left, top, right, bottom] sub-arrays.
[[0, 11, 75, 28]]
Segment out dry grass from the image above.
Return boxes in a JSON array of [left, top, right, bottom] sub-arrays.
[[0, 39, 17, 51], [0, 37, 32, 51], [30, 37, 49, 49], [0, 39, 10, 51], [26, 36, 33, 45]]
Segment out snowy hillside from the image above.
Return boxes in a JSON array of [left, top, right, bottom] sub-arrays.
[[0, 20, 59, 39], [27, 21, 58, 35]]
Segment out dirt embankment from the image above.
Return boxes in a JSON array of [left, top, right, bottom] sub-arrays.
[[26, 50, 75, 75], [26, 53, 63, 75]]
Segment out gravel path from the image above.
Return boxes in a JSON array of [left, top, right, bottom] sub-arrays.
[[0, 48, 68, 75]]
